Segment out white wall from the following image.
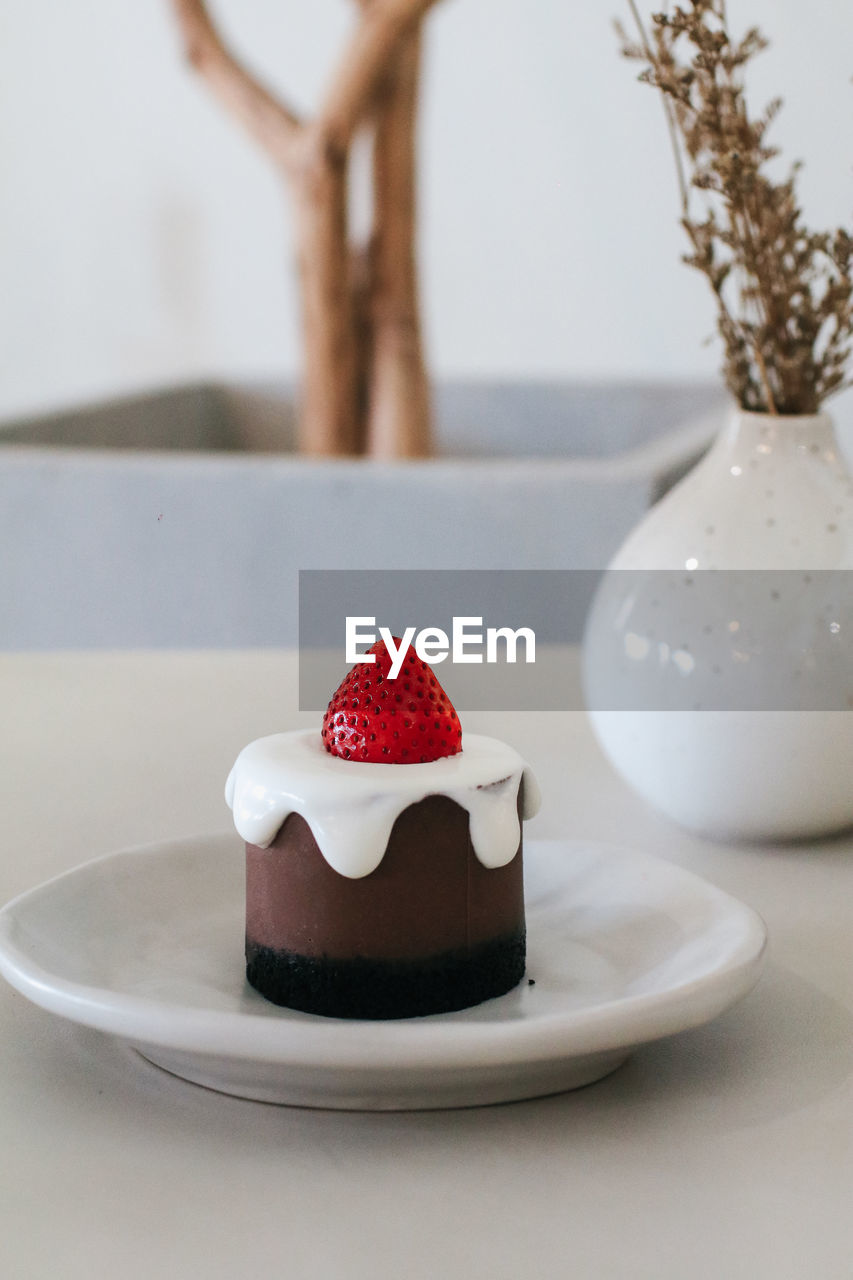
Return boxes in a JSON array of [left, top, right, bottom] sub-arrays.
[[0, 0, 850, 418]]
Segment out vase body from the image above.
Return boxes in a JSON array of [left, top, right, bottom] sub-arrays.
[[583, 409, 853, 841]]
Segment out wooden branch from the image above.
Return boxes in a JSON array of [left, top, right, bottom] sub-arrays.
[[365, 27, 431, 457], [311, 0, 439, 164], [169, 0, 302, 169], [348, 242, 374, 456], [295, 154, 361, 455], [168, 0, 440, 457]]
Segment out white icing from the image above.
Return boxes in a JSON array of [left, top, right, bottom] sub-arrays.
[[225, 731, 541, 879]]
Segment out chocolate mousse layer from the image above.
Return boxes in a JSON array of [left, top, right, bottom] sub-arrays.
[[245, 790, 525, 1019]]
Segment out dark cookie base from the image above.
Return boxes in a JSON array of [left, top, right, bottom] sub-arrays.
[[245, 930, 526, 1020]]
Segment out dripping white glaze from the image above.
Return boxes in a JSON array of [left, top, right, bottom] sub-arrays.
[[225, 731, 541, 879]]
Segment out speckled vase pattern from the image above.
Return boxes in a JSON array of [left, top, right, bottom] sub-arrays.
[[583, 409, 853, 841]]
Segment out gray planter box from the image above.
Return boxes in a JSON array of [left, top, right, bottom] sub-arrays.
[[0, 380, 725, 649]]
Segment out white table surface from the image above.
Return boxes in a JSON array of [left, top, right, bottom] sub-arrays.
[[1, 648, 852, 1280]]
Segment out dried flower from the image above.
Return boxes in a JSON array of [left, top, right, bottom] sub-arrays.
[[618, 0, 853, 414]]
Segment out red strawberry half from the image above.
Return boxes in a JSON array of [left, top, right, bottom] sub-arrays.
[[322, 638, 462, 764]]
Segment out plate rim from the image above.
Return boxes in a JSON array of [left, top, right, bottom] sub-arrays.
[[0, 833, 767, 1070]]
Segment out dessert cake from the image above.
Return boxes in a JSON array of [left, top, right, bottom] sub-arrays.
[[225, 639, 540, 1019]]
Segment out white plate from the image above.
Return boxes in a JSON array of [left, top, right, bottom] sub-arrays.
[[0, 836, 766, 1110]]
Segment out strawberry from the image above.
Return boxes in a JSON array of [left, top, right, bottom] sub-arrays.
[[322, 638, 462, 764]]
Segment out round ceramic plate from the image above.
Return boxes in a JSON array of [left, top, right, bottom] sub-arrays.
[[0, 835, 766, 1110]]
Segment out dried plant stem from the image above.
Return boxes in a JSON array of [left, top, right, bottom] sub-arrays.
[[169, 0, 438, 456], [620, 1, 853, 415], [627, 0, 781, 412], [626, 0, 690, 216], [752, 345, 778, 417]]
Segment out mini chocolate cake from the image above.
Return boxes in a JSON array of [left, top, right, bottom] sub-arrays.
[[243, 786, 528, 1019], [225, 640, 540, 1019]]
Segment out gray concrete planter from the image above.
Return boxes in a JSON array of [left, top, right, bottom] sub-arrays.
[[0, 380, 724, 649]]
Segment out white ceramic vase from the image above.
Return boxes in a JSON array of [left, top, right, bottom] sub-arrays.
[[583, 408, 853, 841]]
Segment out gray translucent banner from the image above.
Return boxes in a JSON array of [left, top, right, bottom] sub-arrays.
[[299, 569, 853, 712]]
